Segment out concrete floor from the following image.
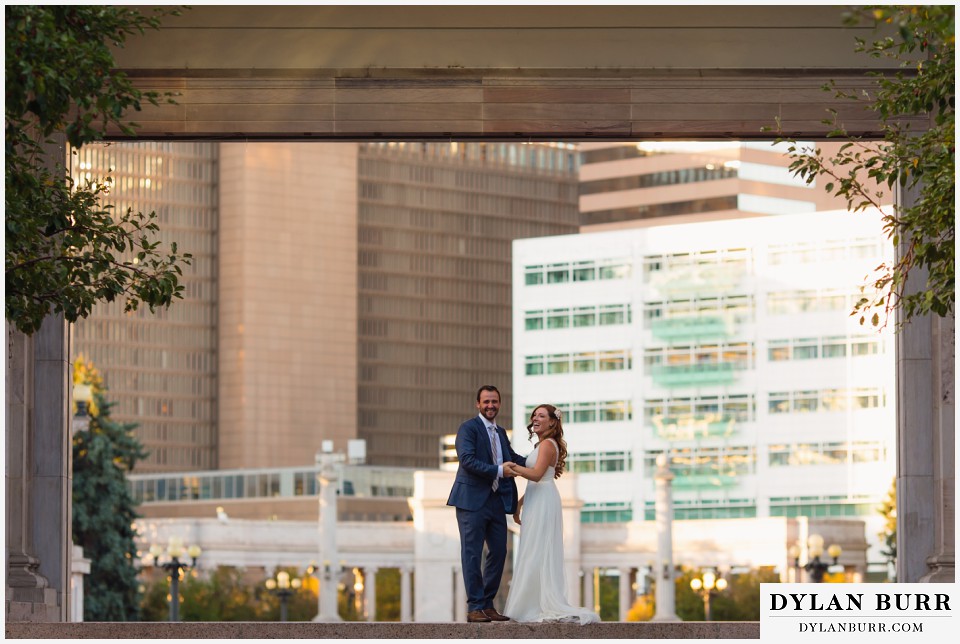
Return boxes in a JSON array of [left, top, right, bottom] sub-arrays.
[[7, 621, 759, 639]]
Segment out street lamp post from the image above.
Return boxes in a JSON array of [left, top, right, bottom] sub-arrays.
[[689, 570, 727, 622], [790, 534, 842, 583], [148, 537, 201, 622], [266, 571, 302, 622]]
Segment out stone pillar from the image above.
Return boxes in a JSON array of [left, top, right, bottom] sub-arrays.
[[558, 473, 584, 607], [313, 450, 342, 622], [364, 566, 378, 621], [33, 314, 73, 619], [652, 455, 680, 621], [5, 132, 73, 623], [453, 566, 466, 622], [399, 565, 412, 623], [582, 567, 595, 613], [70, 546, 91, 622], [410, 470, 461, 622], [5, 313, 72, 623], [618, 567, 632, 622], [896, 179, 956, 583]]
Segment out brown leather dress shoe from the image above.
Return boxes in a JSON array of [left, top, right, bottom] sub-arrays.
[[467, 609, 492, 622], [483, 608, 511, 621]]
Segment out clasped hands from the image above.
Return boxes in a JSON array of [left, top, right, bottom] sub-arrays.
[[502, 462, 520, 478]]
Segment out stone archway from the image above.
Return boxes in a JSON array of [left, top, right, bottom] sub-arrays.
[[6, 4, 952, 626]]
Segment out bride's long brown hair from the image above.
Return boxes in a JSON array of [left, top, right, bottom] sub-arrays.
[[526, 404, 567, 479]]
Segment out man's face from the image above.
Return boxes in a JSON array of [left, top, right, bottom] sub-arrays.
[[476, 390, 501, 422]]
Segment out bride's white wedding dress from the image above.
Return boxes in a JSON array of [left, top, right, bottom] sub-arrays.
[[503, 439, 600, 624]]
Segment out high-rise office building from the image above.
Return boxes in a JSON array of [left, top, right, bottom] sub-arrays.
[[72, 142, 219, 472], [216, 143, 360, 470], [511, 211, 895, 564], [357, 142, 580, 467], [75, 141, 579, 473], [77, 139, 866, 479], [578, 141, 848, 230]]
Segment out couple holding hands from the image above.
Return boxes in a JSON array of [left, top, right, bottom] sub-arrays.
[[446, 385, 599, 624]]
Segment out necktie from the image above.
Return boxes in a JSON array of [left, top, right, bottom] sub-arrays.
[[489, 425, 500, 492]]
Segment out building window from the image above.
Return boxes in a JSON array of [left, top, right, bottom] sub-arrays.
[[821, 389, 847, 412], [523, 259, 631, 287], [547, 265, 570, 284], [546, 355, 570, 374], [524, 350, 632, 377], [572, 354, 596, 373], [546, 310, 570, 329], [524, 266, 544, 285], [573, 307, 596, 327], [792, 391, 819, 413], [769, 392, 791, 414], [525, 356, 544, 376], [524, 304, 630, 331], [572, 264, 595, 281], [822, 338, 847, 358], [793, 339, 819, 360]]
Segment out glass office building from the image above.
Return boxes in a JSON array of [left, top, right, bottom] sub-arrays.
[[72, 142, 219, 472], [357, 142, 580, 467]]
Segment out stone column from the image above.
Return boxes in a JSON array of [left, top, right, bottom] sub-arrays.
[[453, 566, 466, 622], [896, 179, 956, 583], [313, 450, 342, 622], [582, 567, 595, 613], [399, 565, 413, 623], [69, 545, 90, 622], [652, 455, 680, 621], [618, 567, 632, 622], [33, 314, 73, 620], [5, 314, 72, 623], [5, 133, 73, 623], [558, 473, 584, 607], [410, 471, 462, 622], [364, 566, 378, 621]]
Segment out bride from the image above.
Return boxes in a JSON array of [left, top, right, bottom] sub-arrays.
[[502, 404, 600, 624]]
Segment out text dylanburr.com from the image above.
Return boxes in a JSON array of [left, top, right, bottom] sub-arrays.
[[761, 583, 956, 641]]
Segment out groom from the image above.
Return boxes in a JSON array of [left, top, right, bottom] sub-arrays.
[[447, 385, 527, 622]]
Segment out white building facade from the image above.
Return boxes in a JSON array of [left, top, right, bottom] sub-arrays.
[[511, 210, 896, 572]]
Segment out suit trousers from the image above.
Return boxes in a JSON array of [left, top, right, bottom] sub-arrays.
[[455, 489, 507, 612]]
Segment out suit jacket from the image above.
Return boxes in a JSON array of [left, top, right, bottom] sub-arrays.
[[446, 416, 527, 514]]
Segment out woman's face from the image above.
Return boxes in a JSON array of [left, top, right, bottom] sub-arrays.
[[530, 407, 554, 439]]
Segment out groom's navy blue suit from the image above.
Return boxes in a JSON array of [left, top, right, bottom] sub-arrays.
[[447, 416, 527, 613]]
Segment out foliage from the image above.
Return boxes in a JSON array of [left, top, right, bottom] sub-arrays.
[[626, 594, 655, 622], [673, 569, 706, 620], [140, 574, 173, 621], [5, 5, 191, 335], [254, 567, 319, 622], [339, 570, 362, 621], [705, 568, 780, 621], [770, 5, 954, 328], [665, 567, 781, 621], [878, 477, 897, 578], [141, 566, 320, 622], [182, 567, 260, 622], [72, 353, 103, 416], [598, 572, 619, 621], [72, 355, 149, 621], [374, 567, 401, 621]]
